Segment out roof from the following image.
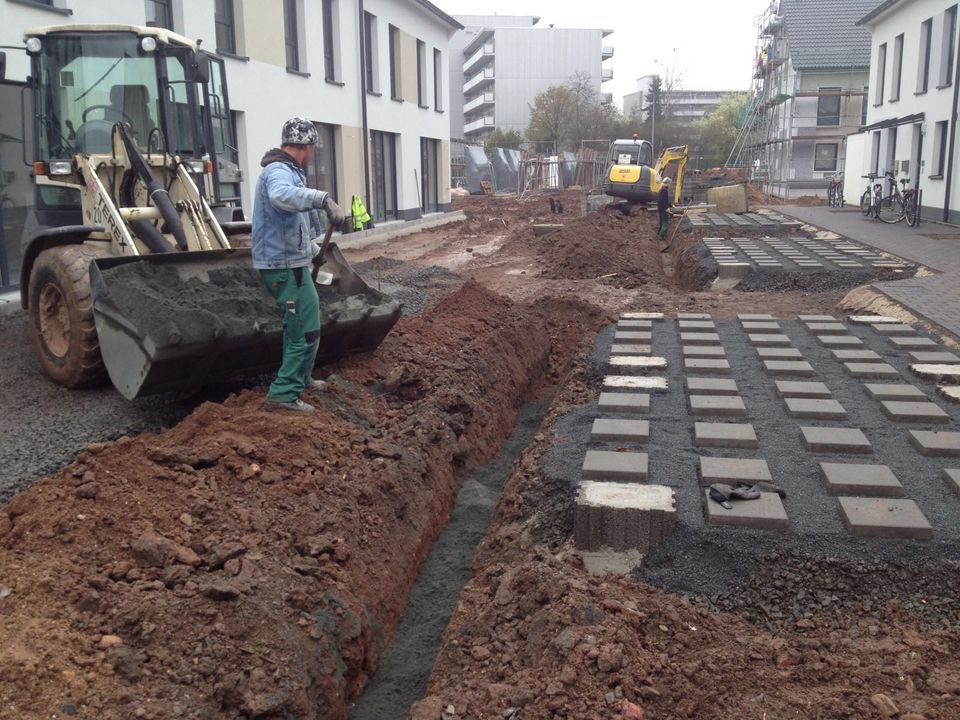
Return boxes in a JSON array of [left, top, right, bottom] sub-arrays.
[[857, 0, 906, 26], [781, 0, 882, 71], [411, 0, 464, 31]]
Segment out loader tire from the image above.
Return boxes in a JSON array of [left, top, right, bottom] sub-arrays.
[[29, 245, 108, 388]]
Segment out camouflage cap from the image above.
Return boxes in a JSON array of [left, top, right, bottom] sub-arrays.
[[281, 117, 319, 145]]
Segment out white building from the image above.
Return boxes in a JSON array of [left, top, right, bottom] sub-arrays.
[[0, 0, 461, 291], [844, 0, 960, 222]]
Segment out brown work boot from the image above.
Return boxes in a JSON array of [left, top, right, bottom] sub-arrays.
[[263, 398, 315, 413]]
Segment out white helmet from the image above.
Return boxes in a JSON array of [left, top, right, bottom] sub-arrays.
[[662, 177, 672, 186]]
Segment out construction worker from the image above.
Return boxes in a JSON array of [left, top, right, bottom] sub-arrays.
[[657, 176, 673, 239], [252, 117, 345, 412]]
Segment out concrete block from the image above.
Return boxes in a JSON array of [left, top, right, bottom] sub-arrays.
[[864, 383, 927, 400], [880, 400, 950, 424], [683, 345, 726, 357], [757, 347, 803, 359], [749, 333, 792, 346], [704, 489, 788, 529], [611, 344, 651, 356], [785, 398, 848, 420], [680, 332, 722, 346], [763, 360, 815, 377], [938, 386, 960, 403], [832, 349, 881, 361], [943, 469, 960, 494], [694, 422, 758, 449], [798, 313, 838, 320], [890, 336, 938, 349], [684, 358, 731, 374], [677, 313, 712, 320], [818, 463, 904, 497], [872, 323, 916, 335], [575, 482, 676, 552], [849, 315, 900, 324], [678, 320, 716, 330], [837, 497, 932, 540], [910, 351, 960, 364], [908, 430, 960, 457], [621, 312, 665, 320], [806, 322, 847, 334], [699, 456, 772, 486], [608, 356, 668, 375], [844, 362, 899, 378], [706, 184, 749, 213], [775, 380, 832, 398], [801, 426, 872, 454], [582, 450, 649, 481], [614, 330, 653, 344], [690, 395, 747, 417], [603, 376, 669, 392], [818, 335, 864, 347], [738, 313, 776, 320], [598, 392, 651, 414], [591, 419, 651, 442], [911, 364, 960, 382], [686, 377, 738, 395], [741, 321, 781, 331], [617, 319, 653, 330]]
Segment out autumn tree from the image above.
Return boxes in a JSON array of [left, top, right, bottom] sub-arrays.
[[696, 92, 751, 168], [483, 127, 523, 155]]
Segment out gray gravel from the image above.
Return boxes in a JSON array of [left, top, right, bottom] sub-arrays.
[[350, 259, 463, 316]]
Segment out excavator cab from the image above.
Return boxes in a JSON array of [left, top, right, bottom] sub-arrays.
[[19, 25, 399, 398], [603, 137, 687, 206]]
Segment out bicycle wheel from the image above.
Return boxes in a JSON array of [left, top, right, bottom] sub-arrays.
[[827, 185, 836, 207], [905, 196, 919, 227], [877, 195, 905, 224], [860, 190, 873, 216], [837, 184, 844, 207]]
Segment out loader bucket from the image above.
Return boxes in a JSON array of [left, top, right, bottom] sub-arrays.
[[89, 245, 401, 399]]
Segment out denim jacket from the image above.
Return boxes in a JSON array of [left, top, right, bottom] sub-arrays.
[[251, 149, 328, 270]]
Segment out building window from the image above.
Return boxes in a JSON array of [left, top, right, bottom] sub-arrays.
[[420, 137, 439, 213], [214, 0, 236, 55], [891, 34, 903, 100], [934, 120, 949, 175], [817, 87, 841, 126], [323, 0, 337, 82], [941, 5, 958, 87], [364, 12, 379, 93], [918, 18, 933, 92], [433, 48, 443, 110], [875, 43, 886, 105], [886, 126, 898, 174], [417, 40, 427, 107], [284, 0, 301, 72], [861, 86, 869, 125], [370, 130, 398, 222], [389, 25, 401, 100], [145, 0, 173, 29], [814, 143, 838, 171], [306, 122, 338, 198]]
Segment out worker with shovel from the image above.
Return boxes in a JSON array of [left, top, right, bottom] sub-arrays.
[[657, 176, 673, 240], [252, 117, 346, 413]]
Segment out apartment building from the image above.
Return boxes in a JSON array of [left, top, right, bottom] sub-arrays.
[[844, 0, 960, 222], [449, 14, 614, 141], [735, 0, 877, 199], [623, 80, 737, 124], [0, 0, 460, 291]]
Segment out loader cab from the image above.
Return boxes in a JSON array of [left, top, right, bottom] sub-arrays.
[[24, 25, 239, 212]]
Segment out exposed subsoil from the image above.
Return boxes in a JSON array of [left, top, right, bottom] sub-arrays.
[[2, 190, 956, 720]]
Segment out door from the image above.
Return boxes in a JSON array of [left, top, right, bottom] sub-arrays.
[[420, 137, 438, 214]]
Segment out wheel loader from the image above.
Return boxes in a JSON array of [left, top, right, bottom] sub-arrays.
[[603, 137, 688, 206], [13, 24, 400, 399]]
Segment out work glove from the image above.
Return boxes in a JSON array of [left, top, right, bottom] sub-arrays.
[[322, 195, 345, 226]]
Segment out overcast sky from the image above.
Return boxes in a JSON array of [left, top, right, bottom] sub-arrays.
[[438, 0, 764, 106]]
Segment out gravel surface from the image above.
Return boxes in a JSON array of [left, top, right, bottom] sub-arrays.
[[350, 259, 464, 316]]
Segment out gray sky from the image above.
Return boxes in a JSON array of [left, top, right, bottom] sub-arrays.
[[438, 0, 763, 106]]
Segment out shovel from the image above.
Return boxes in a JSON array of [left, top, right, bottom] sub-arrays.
[[312, 222, 336, 285], [659, 208, 687, 253]]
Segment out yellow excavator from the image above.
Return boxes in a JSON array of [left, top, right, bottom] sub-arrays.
[[603, 137, 688, 206], [12, 24, 399, 399]]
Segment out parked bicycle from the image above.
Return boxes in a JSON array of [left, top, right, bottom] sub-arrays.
[[860, 173, 881, 217], [876, 171, 918, 225], [827, 172, 844, 207]]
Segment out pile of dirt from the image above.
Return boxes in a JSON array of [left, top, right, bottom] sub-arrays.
[[746, 182, 785, 206], [0, 281, 604, 720]]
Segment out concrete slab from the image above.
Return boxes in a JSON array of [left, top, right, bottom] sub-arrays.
[[690, 395, 747, 417], [880, 400, 950, 423], [864, 383, 927, 400], [682, 346, 727, 357], [837, 497, 932, 540], [818, 335, 864, 347], [763, 360, 815, 377], [582, 450, 649, 481], [943, 469, 960, 494], [872, 323, 916, 335], [699, 456, 772, 485], [575, 482, 676, 552], [785, 398, 848, 420], [680, 332, 722, 346], [804, 323, 847, 335], [801, 426, 872, 454], [611, 344, 652, 356], [591, 419, 651, 443], [775, 380, 832, 398], [911, 364, 960, 382], [608, 356, 668, 374], [598, 392, 651, 414], [741, 321, 781, 331], [850, 315, 900, 324], [621, 312, 665, 320], [686, 377, 739, 395], [832, 349, 882, 361], [614, 330, 653, 344], [757, 347, 803, 359], [678, 320, 716, 330], [910, 351, 960, 364], [749, 333, 792, 346], [694, 422, 758, 449], [844, 362, 899, 378], [819, 463, 904, 497], [908, 430, 960, 457], [603, 376, 669, 392], [677, 313, 712, 320], [684, 358, 731, 374], [939, 386, 960, 403], [704, 489, 788, 529], [890, 337, 938, 349], [617, 319, 653, 330]]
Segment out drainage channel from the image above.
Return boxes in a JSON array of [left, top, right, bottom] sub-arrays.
[[349, 399, 551, 720]]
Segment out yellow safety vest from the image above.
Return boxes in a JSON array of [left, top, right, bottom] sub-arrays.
[[351, 195, 371, 231]]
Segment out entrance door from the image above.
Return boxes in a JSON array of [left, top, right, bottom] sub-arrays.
[[420, 137, 438, 214]]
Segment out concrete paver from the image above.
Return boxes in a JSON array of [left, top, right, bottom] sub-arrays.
[[872, 324, 916, 335], [575, 482, 676, 552], [785, 398, 848, 420], [801, 426, 872, 454], [763, 360, 815, 377], [582, 450, 649, 481], [611, 344, 651, 356], [864, 383, 927, 400], [880, 400, 950, 424], [689, 395, 747, 417], [819, 335, 864, 347], [832, 349, 882, 361], [678, 320, 716, 330], [684, 358, 731, 374], [806, 322, 847, 334], [682, 346, 726, 357], [749, 333, 792, 346], [775, 380, 832, 398], [909, 351, 960, 363], [686, 377, 738, 395], [741, 321, 781, 331], [614, 331, 653, 344], [591, 419, 651, 442], [704, 489, 788, 529], [757, 347, 803, 359], [838, 497, 933, 540], [694, 422, 758, 448], [598, 392, 651, 414], [681, 332, 722, 345], [908, 430, 960, 456], [819, 462, 904, 497], [608, 356, 668, 374], [603, 376, 669, 392], [617, 319, 653, 330], [699, 456, 773, 486], [944, 469, 960, 494], [844, 362, 899, 378], [890, 336, 938, 349]]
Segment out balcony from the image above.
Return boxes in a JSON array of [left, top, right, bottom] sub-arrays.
[[601, 68, 613, 81], [602, 45, 614, 60], [464, 92, 495, 115], [463, 42, 495, 75], [464, 67, 495, 94], [464, 115, 495, 135]]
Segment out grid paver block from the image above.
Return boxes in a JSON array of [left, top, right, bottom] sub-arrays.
[[683, 345, 726, 357], [699, 456, 772, 486], [598, 392, 651, 414], [837, 497, 932, 540], [694, 422, 758, 449], [591, 419, 651, 443], [684, 358, 731, 374], [775, 380, 832, 398], [880, 400, 950, 424], [806, 322, 848, 334], [844, 362, 899, 378], [910, 351, 960, 364], [582, 450, 649, 481], [686, 377, 738, 395], [611, 344, 651, 356], [911, 364, 960, 382], [680, 332, 722, 346], [763, 360, 815, 377], [943, 469, 960, 495], [832, 349, 882, 361], [749, 333, 792, 347], [741, 321, 781, 331], [908, 431, 960, 457], [801, 426, 872, 454], [872, 323, 916, 335], [690, 395, 747, 417], [609, 356, 668, 375], [785, 398, 848, 420], [739, 313, 775, 320], [603, 376, 669, 392], [704, 489, 788, 530], [678, 320, 716, 330], [798, 315, 836, 322], [864, 383, 927, 400], [757, 347, 803, 359], [617, 319, 653, 330], [621, 312, 665, 320], [890, 336, 938, 349], [575, 482, 676, 552], [818, 463, 904, 497], [818, 335, 863, 347], [939, 386, 960, 403], [614, 330, 653, 344]]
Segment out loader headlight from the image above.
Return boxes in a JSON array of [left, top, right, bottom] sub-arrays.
[[187, 160, 207, 174], [25, 37, 42, 54], [140, 36, 157, 53], [47, 160, 73, 176]]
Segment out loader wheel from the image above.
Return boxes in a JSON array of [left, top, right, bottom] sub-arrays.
[[29, 245, 108, 388]]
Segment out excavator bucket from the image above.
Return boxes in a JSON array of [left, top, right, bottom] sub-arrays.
[[88, 245, 401, 399]]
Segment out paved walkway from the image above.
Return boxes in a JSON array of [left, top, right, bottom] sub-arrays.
[[779, 205, 960, 340]]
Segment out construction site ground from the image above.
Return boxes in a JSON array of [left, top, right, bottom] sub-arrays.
[[1, 190, 959, 720]]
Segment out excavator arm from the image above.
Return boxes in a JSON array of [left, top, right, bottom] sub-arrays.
[[654, 145, 689, 205]]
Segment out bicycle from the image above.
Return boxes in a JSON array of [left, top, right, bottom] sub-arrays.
[[827, 172, 844, 207], [876, 171, 913, 225], [860, 173, 880, 217]]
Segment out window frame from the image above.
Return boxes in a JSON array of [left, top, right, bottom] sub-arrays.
[[433, 47, 443, 111], [875, 42, 887, 105], [861, 85, 869, 126], [388, 24, 401, 101], [817, 86, 841, 126], [814, 142, 839, 172], [363, 12, 379, 94], [214, 0, 236, 55], [918, 18, 933, 93], [284, 0, 301, 73], [934, 120, 949, 176], [891, 33, 903, 101], [145, 0, 173, 30], [941, 5, 958, 87], [416, 39, 427, 107], [322, 0, 337, 83]]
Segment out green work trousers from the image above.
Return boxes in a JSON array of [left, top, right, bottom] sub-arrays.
[[658, 209, 670, 239], [259, 267, 321, 402]]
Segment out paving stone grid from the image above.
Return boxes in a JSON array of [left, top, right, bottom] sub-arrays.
[[687, 210, 803, 229], [561, 314, 960, 550], [702, 235, 911, 273]]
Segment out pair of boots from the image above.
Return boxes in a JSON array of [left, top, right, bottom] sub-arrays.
[[708, 481, 787, 510]]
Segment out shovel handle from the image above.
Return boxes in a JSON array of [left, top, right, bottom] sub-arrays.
[[312, 222, 335, 283]]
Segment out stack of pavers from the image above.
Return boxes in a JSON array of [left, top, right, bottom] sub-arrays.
[[574, 312, 677, 554]]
